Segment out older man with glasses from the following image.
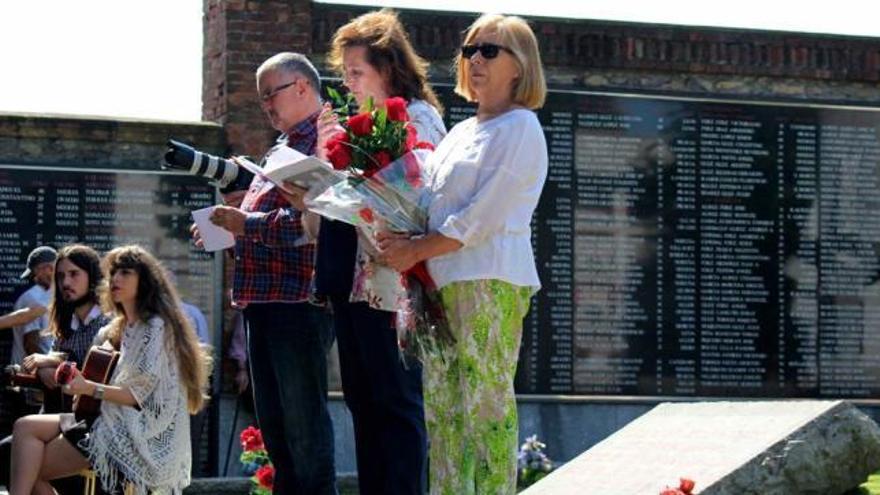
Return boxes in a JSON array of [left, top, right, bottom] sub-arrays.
[[194, 52, 337, 495]]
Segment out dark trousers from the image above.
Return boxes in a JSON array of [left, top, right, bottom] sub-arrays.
[[331, 299, 427, 495], [244, 302, 337, 495]]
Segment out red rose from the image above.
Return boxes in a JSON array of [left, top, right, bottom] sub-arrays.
[[404, 124, 418, 150], [347, 112, 373, 136], [255, 464, 274, 489], [362, 167, 377, 178], [240, 426, 264, 451], [54, 361, 77, 386], [414, 141, 435, 151], [359, 208, 375, 223], [385, 97, 409, 122], [326, 133, 352, 170], [679, 478, 695, 494], [372, 150, 392, 168]]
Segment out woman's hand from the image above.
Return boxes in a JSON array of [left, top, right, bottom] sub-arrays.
[[61, 368, 92, 396], [376, 232, 420, 272], [316, 102, 344, 162], [277, 182, 309, 211]]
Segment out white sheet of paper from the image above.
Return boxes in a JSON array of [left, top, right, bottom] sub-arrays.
[[192, 206, 236, 252]]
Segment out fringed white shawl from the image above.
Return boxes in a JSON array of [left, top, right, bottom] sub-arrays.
[[84, 316, 191, 495]]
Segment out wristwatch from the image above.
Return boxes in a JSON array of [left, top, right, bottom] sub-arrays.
[[93, 383, 106, 400]]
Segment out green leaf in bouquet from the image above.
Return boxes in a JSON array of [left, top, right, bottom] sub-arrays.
[[326, 86, 345, 107], [375, 106, 388, 133]]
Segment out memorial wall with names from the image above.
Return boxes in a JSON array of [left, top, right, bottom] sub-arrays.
[[436, 86, 880, 399], [0, 165, 218, 340]]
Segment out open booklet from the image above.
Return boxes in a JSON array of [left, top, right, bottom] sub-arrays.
[[231, 146, 344, 194]]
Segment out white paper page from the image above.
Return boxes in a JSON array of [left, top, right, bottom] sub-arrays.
[[192, 206, 236, 252]]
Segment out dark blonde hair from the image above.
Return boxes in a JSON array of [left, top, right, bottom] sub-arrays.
[[101, 245, 210, 413], [328, 9, 443, 114], [455, 14, 547, 109]]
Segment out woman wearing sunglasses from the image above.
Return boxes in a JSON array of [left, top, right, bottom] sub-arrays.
[[377, 13, 548, 495], [313, 8, 446, 495]]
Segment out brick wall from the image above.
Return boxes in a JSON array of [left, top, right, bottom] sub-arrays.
[[308, 3, 880, 83], [203, 1, 880, 155], [203, 0, 314, 159]]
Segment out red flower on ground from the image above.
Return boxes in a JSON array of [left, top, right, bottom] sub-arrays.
[[255, 464, 274, 489], [385, 96, 409, 122], [240, 426, 264, 452], [679, 478, 695, 494], [347, 112, 373, 136], [359, 208, 375, 223], [659, 477, 695, 495], [326, 132, 352, 170]]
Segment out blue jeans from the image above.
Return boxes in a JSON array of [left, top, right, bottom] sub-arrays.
[[331, 298, 427, 495], [244, 302, 337, 495]]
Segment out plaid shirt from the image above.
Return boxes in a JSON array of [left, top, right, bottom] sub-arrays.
[[233, 112, 319, 304], [54, 305, 111, 367]]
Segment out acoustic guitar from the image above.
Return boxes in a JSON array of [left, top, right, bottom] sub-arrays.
[[3, 345, 120, 420]]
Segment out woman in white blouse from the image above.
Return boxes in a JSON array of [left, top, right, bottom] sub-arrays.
[[10, 245, 209, 495], [378, 13, 548, 495]]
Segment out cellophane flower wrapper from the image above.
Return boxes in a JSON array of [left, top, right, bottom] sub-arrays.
[[306, 149, 453, 355]]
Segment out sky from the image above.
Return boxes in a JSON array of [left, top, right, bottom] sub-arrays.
[[1, 0, 878, 123]]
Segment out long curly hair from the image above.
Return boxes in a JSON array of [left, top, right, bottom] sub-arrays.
[[100, 245, 210, 413], [48, 244, 103, 341], [328, 8, 443, 114]]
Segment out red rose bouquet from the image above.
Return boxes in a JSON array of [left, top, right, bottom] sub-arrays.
[[308, 91, 452, 353]]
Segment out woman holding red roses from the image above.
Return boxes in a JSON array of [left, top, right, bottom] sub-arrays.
[[312, 8, 446, 495], [377, 14, 548, 494]]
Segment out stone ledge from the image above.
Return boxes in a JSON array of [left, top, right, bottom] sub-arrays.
[[183, 474, 359, 494]]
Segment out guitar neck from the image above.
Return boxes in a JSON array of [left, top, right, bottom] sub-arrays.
[[6, 372, 43, 390]]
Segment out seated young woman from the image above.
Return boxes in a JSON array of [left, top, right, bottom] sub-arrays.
[[9, 244, 210, 495]]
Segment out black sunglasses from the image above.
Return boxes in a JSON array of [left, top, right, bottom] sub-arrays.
[[461, 43, 512, 60]]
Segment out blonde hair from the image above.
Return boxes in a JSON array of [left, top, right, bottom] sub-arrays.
[[455, 14, 547, 109], [101, 245, 210, 414], [328, 8, 443, 114]]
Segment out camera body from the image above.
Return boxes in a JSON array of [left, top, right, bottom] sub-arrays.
[[163, 139, 254, 193]]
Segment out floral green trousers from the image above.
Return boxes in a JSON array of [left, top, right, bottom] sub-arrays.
[[423, 279, 532, 495]]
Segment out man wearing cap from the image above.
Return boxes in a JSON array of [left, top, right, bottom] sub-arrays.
[[9, 246, 56, 368]]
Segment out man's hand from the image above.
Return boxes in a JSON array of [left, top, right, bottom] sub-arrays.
[[21, 353, 56, 373], [191, 223, 205, 248], [210, 205, 247, 236], [235, 366, 250, 395]]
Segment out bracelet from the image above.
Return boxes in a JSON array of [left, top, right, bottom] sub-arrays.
[[93, 383, 106, 400]]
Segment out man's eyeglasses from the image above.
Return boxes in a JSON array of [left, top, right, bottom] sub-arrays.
[[461, 43, 512, 60], [259, 79, 301, 103]]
